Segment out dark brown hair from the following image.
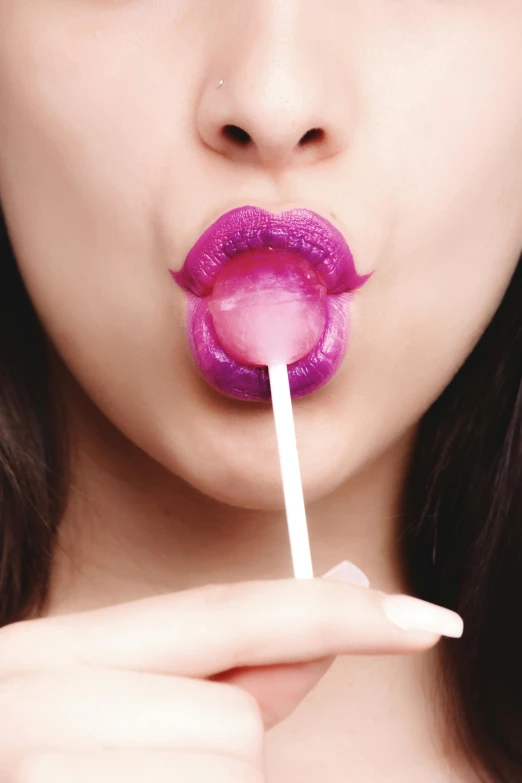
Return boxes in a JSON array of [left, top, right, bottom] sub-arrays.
[[401, 252, 522, 782], [1, 202, 521, 781], [0, 208, 69, 624]]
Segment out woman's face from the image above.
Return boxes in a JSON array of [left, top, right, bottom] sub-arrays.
[[0, 1, 521, 509]]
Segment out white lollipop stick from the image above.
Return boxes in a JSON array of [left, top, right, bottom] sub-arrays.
[[268, 363, 314, 579]]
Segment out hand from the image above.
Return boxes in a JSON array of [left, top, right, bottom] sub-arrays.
[[0, 575, 462, 782]]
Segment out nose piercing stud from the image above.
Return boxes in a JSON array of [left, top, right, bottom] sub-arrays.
[[217, 79, 224, 88]]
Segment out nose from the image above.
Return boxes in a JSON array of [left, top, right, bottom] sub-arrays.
[[196, 6, 351, 170]]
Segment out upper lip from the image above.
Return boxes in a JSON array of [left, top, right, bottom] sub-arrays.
[[173, 205, 370, 296]]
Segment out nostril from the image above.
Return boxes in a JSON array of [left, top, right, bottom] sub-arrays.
[[220, 124, 325, 152], [222, 124, 252, 146], [299, 128, 325, 146]]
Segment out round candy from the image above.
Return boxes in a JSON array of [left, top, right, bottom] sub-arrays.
[[208, 249, 327, 366]]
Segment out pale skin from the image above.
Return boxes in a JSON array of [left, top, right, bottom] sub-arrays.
[[0, 0, 522, 781]]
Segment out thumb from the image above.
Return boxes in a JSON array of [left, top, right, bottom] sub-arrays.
[[212, 561, 370, 730]]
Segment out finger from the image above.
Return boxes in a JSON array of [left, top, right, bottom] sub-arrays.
[[3, 579, 463, 678], [215, 657, 336, 729], [6, 750, 264, 783], [217, 565, 367, 727], [1, 667, 264, 763]]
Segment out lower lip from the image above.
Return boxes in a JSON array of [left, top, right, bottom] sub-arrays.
[[184, 289, 351, 401]]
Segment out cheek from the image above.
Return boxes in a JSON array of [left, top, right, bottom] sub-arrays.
[[358, 3, 522, 271], [0, 3, 197, 410], [0, 0, 207, 290], [330, 10, 522, 468]]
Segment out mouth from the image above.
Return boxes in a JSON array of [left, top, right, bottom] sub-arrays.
[[170, 205, 371, 401]]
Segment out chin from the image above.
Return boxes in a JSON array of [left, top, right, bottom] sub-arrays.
[[167, 428, 347, 511], [184, 467, 338, 511]]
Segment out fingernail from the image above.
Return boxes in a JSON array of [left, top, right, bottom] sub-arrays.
[[381, 594, 464, 638], [321, 560, 370, 588]]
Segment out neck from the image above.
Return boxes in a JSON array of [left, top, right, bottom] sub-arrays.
[[45, 375, 416, 616]]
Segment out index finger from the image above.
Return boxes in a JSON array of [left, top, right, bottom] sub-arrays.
[[2, 579, 462, 678]]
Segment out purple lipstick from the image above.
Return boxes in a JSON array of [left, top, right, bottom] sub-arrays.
[[171, 206, 370, 401]]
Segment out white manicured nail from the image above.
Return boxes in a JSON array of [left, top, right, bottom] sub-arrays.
[[322, 560, 370, 588], [381, 594, 464, 638]]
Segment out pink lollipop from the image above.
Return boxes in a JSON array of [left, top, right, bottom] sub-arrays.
[[208, 248, 325, 578], [208, 249, 327, 367]]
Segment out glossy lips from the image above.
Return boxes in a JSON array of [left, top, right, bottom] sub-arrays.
[[171, 206, 371, 401]]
